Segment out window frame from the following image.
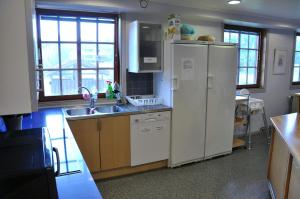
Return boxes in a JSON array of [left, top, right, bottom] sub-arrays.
[[224, 24, 265, 89], [36, 9, 120, 101], [292, 33, 300, 85]]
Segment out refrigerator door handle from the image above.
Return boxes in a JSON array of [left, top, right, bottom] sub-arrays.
[[171, 75, 179, 91], [207, 74, 214, 89]]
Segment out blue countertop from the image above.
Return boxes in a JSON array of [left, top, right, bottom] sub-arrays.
[[22, 108, 102, 199]]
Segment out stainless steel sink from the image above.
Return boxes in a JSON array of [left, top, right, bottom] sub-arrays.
[[95, 105, 124, 113], [65, 107, 97, 116]]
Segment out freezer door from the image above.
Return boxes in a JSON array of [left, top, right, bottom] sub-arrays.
[[205, 45, 237, 158], [170, 44, 208, 166]]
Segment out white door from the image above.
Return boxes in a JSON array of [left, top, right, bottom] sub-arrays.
[[170, 44, 208, 167], [205, 45, 237, 158]]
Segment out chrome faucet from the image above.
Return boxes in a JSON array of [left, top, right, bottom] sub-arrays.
[[78, 87, 95, 109]]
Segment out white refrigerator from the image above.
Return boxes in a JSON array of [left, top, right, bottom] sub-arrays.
[[160, 41, 237, 167]]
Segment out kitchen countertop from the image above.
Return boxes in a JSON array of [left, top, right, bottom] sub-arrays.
[[0, 104, 172, 198], [65, 104, 172, 120], [22, 108, 102, 199], [270, 113, 300, 165]]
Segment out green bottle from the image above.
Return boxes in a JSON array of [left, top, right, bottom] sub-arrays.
[[106, 81, 114, 99]]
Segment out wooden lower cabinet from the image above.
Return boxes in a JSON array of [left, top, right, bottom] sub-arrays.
[[99, 116, 130, 170], [68, 118, 101, 173], [288, 159, 300, 199], [268, 130, 292, 199], [68, 115, 167, 179]]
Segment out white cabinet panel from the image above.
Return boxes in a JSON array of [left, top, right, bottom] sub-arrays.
[[0, 0, 37, 115]]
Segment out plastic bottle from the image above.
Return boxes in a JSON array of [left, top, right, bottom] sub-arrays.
[[106, 81, 114, 99]]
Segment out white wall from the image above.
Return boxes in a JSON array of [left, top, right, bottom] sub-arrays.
[[250, 30, 300, 132]]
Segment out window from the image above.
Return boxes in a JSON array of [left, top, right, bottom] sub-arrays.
[[36, 9, 119, 101], [224, 25, 264, 89], [292, 34, 300, 84]]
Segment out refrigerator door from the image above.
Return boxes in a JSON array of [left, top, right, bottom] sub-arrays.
[[205, 45, 237, 158], [170, 44, 208, 167]]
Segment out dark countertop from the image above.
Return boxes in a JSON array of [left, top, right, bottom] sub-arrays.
[[65, 104, 172, 120], [0, 104, 172, 198], [22, 108, 102, 199]]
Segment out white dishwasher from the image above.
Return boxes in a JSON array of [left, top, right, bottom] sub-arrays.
[[130, 111, 171, 166]]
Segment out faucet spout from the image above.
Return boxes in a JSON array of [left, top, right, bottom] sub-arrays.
[[78, 87, 95, 109]]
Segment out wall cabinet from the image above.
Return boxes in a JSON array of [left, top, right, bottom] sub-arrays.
[[128, 21, 163, 73], [68, 115, 130, 172], [0, 0, 38, 115]]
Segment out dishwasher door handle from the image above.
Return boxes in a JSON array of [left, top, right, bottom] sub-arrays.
[[144, 118, 156, 122]]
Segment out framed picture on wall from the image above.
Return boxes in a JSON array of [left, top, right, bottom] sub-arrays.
[[273, 49, 287, 75]]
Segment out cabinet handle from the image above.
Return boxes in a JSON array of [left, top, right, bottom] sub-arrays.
[[155, 126, 163, 130]]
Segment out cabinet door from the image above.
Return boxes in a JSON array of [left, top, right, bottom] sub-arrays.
[[68, 119, 100, 172], [268, 132, 291, 199], [99, 116, 130, 170], [288, 159, 300, 199], [0, 0, 37, 115]]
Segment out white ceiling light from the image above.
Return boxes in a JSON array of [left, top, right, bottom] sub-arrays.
[[227, 0, 241, 5]]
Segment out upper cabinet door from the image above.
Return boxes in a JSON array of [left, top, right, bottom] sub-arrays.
[[0, 0, 37, 115], [128, 21, 163, 73]]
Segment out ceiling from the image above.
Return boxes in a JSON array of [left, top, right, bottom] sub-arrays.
[[36, 0, 300, 29], [151, 0, 300, 20]]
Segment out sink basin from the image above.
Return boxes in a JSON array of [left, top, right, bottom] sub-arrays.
[[95, 105, 124, 113], [65, 107, 97, 117]]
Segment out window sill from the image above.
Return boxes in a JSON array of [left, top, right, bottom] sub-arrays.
[[290, 84, 300, 90], [236, 87, 265, 94], [38, 98, 116, 109]]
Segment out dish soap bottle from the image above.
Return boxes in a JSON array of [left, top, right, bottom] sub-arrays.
[[105, 80, 114, 99]]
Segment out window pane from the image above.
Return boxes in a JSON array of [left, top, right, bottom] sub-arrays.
[[98, 70, 114, 93], [98, 23, 114, 42], [62, 70, 78, 95], [224, 32, 229, 42], [249, 35, 258, 49], [42, 43, 59, 69], [230, 32, 239, 43], [296, 36, 300, 51], [98, 44, 114, 68], [240, 34, 248, 48], [238, 68, 247, 85], [248, 50, 258, 67], [41, 19, 58, 41], [43, 71, 61, 96], [295, 52, 300, 67], [80, 22, 97, 42], [81, 44, 97, 68], [293, 67, 300, 82], [247, 68, 257, 84], [240, 49, 248, 67], [60, 21, 77, 42], [82, 70, 97, 91], [61, 44, 77, 69]]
